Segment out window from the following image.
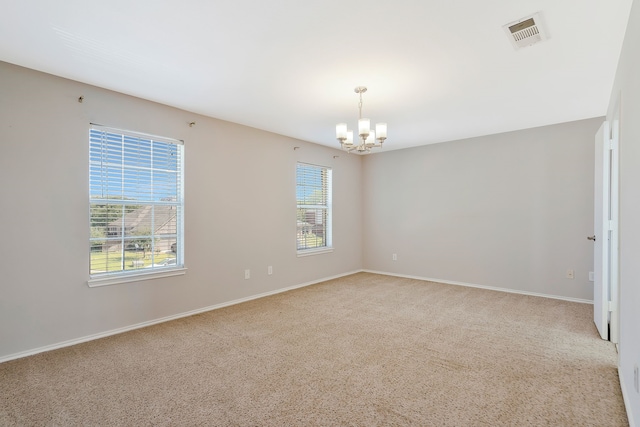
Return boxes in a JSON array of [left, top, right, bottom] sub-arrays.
[[89, 125, 184, 283], [296, 162, 332, 254]]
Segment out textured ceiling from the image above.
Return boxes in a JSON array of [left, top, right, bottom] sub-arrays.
[[0, 0, 633, 151]]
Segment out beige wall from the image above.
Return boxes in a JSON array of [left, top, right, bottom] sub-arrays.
[[3, 49, 637, 416], [362, 118, 601, 301], [608, 0, 640, 423], [0, 62, 363, 360]]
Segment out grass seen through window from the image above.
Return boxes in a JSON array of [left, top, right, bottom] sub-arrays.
[[90, 250, 175, 274]]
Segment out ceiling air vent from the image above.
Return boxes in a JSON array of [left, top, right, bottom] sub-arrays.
[[503, 12, 548, 50]]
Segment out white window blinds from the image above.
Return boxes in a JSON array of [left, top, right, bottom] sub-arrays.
[[89, 125, 184, 277], [296, 162, 332, 252]]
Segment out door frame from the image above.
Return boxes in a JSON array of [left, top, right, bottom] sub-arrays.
[[593, 110, 620, 345], [609, 98, 620, 346]]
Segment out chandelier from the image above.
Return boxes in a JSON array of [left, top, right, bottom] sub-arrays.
[[336, 86, 387, 153]]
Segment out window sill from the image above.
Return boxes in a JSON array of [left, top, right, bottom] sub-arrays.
[[297, 247, 334, 257], [87, 267, 187, 288]]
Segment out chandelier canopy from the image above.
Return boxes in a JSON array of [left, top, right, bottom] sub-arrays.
[[336, 86, 387, 153]]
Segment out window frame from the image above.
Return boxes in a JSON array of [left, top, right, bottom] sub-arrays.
[[87, 124, 185, 287], [296, 162, 333, 256]]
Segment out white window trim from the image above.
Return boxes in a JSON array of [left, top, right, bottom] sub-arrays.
[[88, 124, 185, 285], [296, 162, 332, 254], [296, 247, 334, 257], [87, 267, 187, 288]]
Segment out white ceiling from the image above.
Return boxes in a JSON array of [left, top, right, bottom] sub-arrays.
[[0, 0, 633, 151]]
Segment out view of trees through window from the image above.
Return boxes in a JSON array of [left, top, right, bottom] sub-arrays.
[[89, 126, 183, 276]]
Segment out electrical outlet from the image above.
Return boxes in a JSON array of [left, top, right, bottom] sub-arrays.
[[566, 269, 574, 279], [392, 254, 397, 261], [244, 269, 250, 280], [634, 364, 639, 393], [268, 266, 273, 275]]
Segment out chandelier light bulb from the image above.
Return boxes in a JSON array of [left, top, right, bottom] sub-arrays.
[[346, 130, 354, 147], [365, 131, 376, 147], [336, 123, 347, 141], [358, 118, 370, 138]]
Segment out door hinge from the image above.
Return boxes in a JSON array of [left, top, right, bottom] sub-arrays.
[[608, 301, 615, 312], [609, 138, 619, 151], [609, 220, 616, 231]]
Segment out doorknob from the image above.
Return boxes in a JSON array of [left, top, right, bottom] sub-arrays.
[[587, 235, 596, 241]]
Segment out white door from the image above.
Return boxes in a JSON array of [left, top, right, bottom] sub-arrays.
[[593, 121, 610, 341]]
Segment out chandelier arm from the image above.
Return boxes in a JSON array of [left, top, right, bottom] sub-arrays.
[[342, 145, 358, 154]]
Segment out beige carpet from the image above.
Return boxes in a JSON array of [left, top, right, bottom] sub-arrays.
[[0, 273, 628, 426]]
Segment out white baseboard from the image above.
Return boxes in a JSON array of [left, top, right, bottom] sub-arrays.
[[362, 269, 593, 304], [0, 270, 360, 364], [619, 367, 636, 427], [0, 269, 594, 364]]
